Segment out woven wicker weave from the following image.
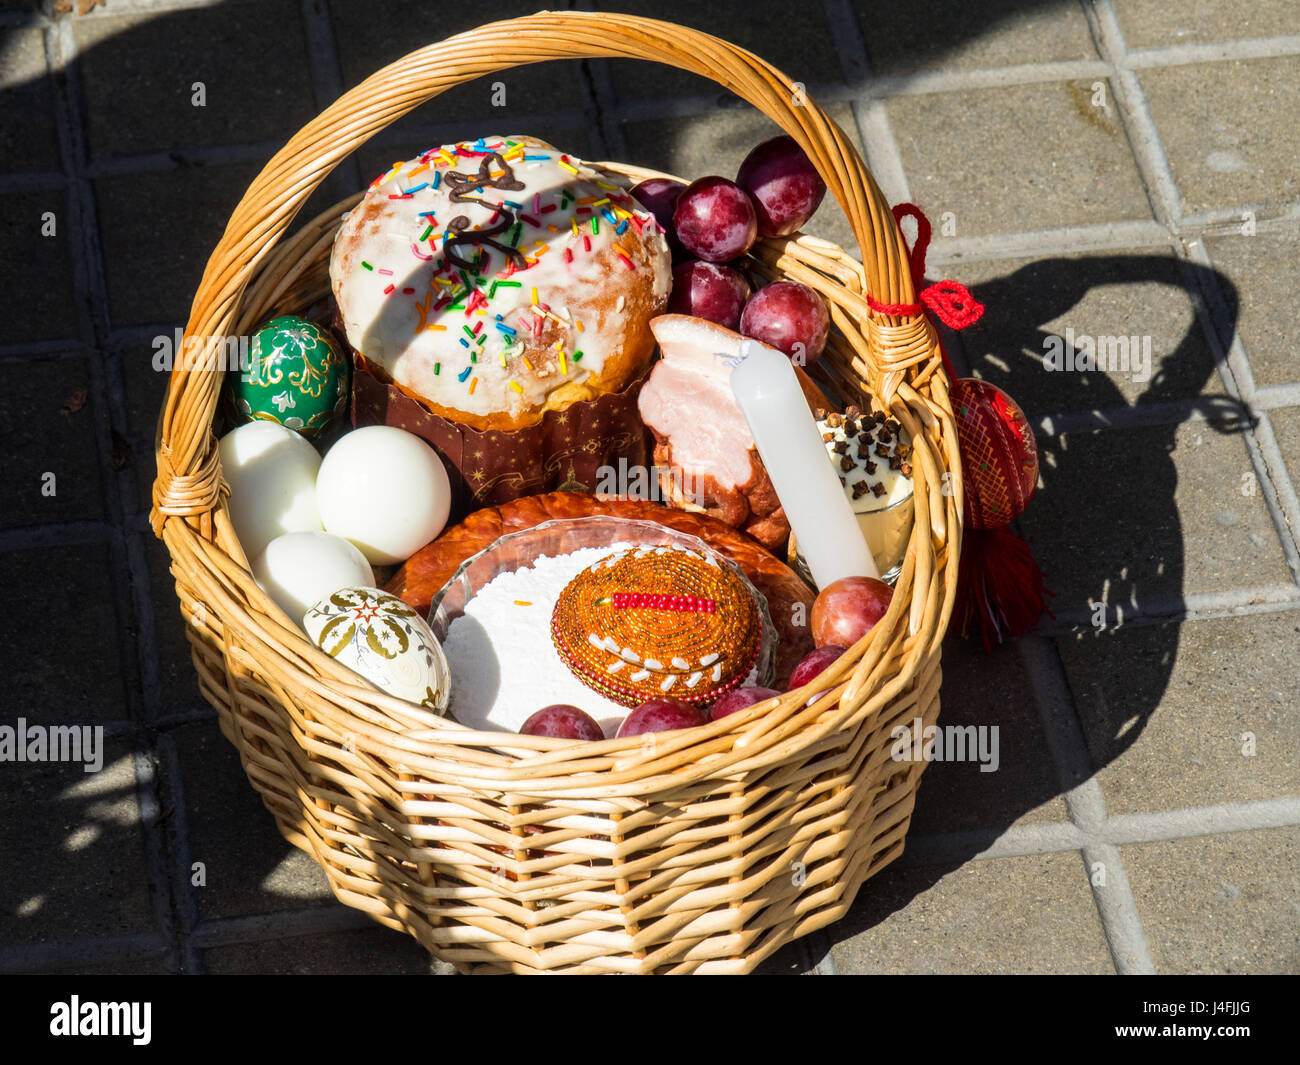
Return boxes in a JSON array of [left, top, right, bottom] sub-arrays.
[[151, 11, 961, 974]]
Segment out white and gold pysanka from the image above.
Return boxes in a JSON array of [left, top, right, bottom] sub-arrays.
[[303, 586, 450, 712]]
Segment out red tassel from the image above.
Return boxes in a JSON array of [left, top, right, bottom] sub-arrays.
[[954, 527, 1054, 651]]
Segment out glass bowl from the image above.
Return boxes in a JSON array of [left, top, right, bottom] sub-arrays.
[[428, 516, 778, 732]]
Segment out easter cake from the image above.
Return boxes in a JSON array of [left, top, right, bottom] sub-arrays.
[[808, 406, 916, 581], [333, 135, 674, 515], [332, 135, 671, 432]]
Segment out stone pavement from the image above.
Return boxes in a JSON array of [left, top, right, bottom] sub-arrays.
[[1, 0, 1296, 974]]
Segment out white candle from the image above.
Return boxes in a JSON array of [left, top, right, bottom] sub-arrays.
[[730, 341, 880, 587]]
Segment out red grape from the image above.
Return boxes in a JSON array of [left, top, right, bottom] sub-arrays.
[[786, 645, 848, 690], [630, 177, 688, 259], [739, 281, 829, 366], [520, 704, 604, 741], [666, 261, 752, 330], [616, 698, 705, 737], [811, 577, 894, 649], [736, 135, 827, 238], [672, 176, 758, 263], [630, 177, 685, 229], [708, 685, 782, 721]]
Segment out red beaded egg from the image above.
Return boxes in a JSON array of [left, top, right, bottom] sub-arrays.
[[951, 377, 1038, 530]]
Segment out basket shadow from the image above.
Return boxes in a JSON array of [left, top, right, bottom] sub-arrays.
[[814, 254, 1251, 965]]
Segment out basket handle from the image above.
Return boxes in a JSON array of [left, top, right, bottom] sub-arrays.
[[152, 10, 934, 537]]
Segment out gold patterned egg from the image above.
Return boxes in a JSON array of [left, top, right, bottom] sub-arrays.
[[303, 586, 449, 712], [233, 316, 349, 438]]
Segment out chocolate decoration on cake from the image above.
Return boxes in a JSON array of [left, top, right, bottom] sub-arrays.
[[439, 151, 530, 272], [443, 150, 526, 202], [442, 211, 527, 273]]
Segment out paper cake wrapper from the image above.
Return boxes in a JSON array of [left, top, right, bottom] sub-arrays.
[[350, 354, 652, 519]]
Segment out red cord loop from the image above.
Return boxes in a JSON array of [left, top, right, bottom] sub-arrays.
[[864, 203, 985, 332], [864, 296, 923, 316]]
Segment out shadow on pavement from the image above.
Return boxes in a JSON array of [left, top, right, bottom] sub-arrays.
[[817, 254, 1250, 965]]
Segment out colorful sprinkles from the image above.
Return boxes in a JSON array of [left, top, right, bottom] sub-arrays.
[[354, 138, 663, 396]]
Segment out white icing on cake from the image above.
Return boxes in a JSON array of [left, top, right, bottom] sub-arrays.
[[329, 136, 672, 425]]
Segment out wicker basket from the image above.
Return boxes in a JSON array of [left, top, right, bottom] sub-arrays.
[[151, 11, 961, 974]]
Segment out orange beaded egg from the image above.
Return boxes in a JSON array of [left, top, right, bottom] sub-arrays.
[[550, 546, 761, 707]]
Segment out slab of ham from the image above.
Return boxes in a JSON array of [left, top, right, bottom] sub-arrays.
[[637, 315, 829, 550]]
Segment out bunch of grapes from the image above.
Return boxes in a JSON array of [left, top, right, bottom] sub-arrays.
[[631, 136, 832, 366]]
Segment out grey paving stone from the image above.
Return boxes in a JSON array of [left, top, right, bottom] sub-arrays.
[[1058, 611, 1300, 814], [95, 159, 263, 329], [590, 0, 843, 104], [1271, 405, 1300, 479], [46, 954, 175, 975], [202, 924, 440, 974], [618, 101, 864, 257], [0, 544, 128, 724], [145, 534, 206, 715], [951, 250, 1222, 420], [0, 28, 62, 174], [1, 188, 79, 344], [1121, 826, 1300, 974], [73, 0, 318, 161], [827, 851, 1113, 973], [120, 339, 193, 524], [1019, 420, 1293, 612], [1141, 57, 1300, 215], [0, 738, 157, 945], [852, 0, 1099, 77], [1114, 0, 1300, 50], [907, 635, 1069, 834], [121, 340, 171, 432], [171, 719, 336, 920], [886, 80, 1154, 237], [328, 0, 583, 119], [1202, 231, 1300, 391], [0, 355, 105, 528]]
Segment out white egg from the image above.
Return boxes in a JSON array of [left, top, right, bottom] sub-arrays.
[[316, 426, 451, 566], [303, 586, 450, 712], [251, 531, 375, 625], [219, 421, 323, 557]]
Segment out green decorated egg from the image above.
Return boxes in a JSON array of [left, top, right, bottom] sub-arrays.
[[233, 316, 349, 437]]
